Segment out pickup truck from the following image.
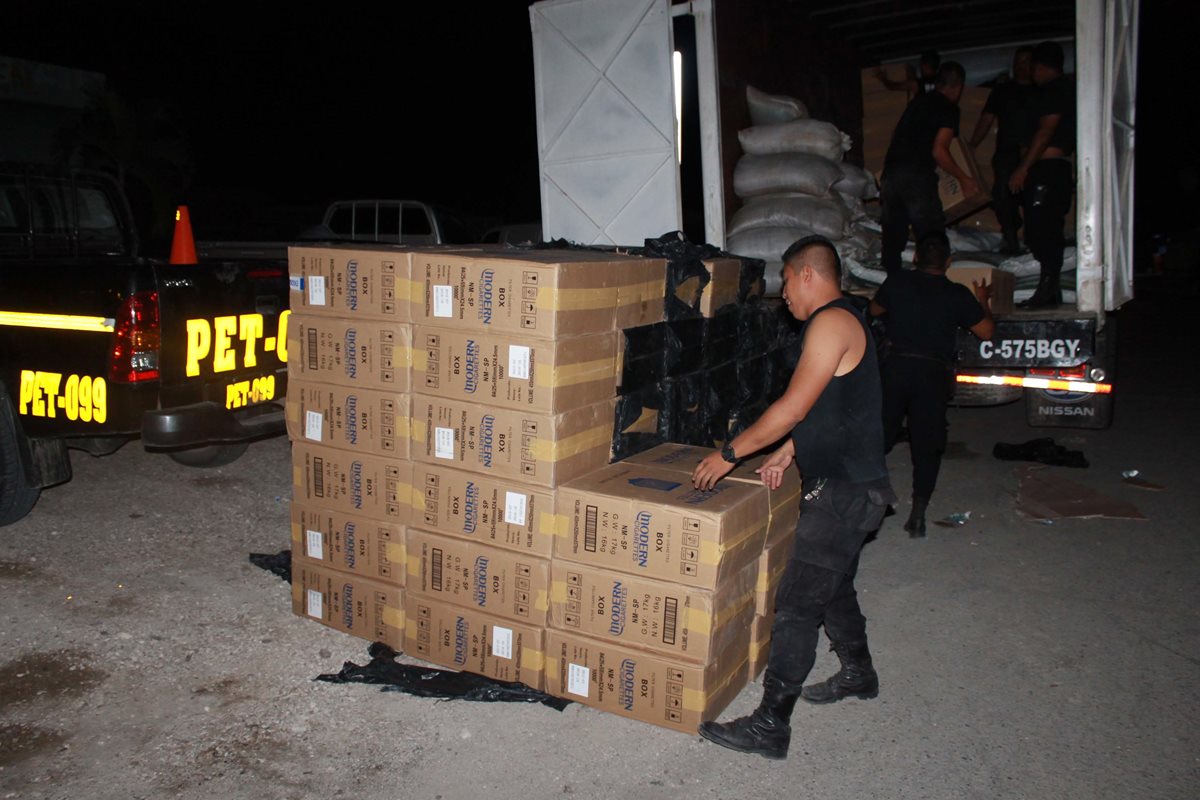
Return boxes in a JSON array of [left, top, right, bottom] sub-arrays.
[[0, 162, 291, 526]]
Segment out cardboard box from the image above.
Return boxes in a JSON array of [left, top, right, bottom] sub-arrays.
[[937, 139, 992, 224], [405, 596, 545, 689], [620, 443, 802, 546], [550, 558, 758, 664], [699, 258, 743, 317], [748, 613, 773, 680], [754, 534, 792, 616], [411, 462, 558, 558], [286, 380, 411, 459], [291, 442, 413, 524], [405, 529, 551, 625], [946, 265, 1016, 315], [544, 630, 750, 735], [287, 314, 413, 392], [413, 326, 619, 414], [411, 248, 666, 338], [554, 462, 769, 589], [288, 245, 415, 320], [411, 395, 618, 489], [291, 559, 405, 649], [290, 502, 406, 585]]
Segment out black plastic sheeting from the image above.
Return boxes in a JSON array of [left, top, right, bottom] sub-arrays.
[[247, 553, 571, 709], [316, 642, 572, 711], [993, 437, 1089, 468]]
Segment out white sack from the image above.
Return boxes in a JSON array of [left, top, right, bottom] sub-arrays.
[[728, 194, 851, 240], [733, 153, 844, 199], [832, 162, 880, 200], [746, 85, 808, 126], [726, 225, 820, 264], [738, 119, 852, 162]]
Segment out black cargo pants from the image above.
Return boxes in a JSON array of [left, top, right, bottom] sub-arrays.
[[765, 477, 893, 695]]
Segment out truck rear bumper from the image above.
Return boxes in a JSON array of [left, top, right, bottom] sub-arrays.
[[141, 401, 284, 450]]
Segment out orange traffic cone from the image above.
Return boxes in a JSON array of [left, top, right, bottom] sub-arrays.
[[169, 205, 198, 264]]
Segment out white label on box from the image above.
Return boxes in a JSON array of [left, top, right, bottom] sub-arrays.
[[435, 427, 455, 460], [433, 285, 453, 318], [305, 410, 323, 441], [306, 589, 323, 619], [308, 276, 326, 306], [508, 345, 531, 380], [504, 491, 528, 526], [289, 275, 304, 292], [567, 663, 590, 698], [492, 625, 513, 660], [305, 529, 324, 559]]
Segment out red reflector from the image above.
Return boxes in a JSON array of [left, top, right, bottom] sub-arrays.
[[110, 290, 161, 382], [246, 267, 284, 279], [1028, 368, 1056, 376], [1058, 364, 1087, 379]]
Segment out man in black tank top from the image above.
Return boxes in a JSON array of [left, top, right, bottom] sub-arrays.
[[692, 236, 895, 760]]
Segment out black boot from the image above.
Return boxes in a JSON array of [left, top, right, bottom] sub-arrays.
[[1018, 271, 1062, 309], [801, 640, 879, 704], [698, 676, 797, 759], [904, 495, 928, 538]]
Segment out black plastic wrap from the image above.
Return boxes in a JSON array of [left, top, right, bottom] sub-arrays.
[[662, 372, 710, 446], [611, 383, 668, 462], [316, 642, 572, 710], [250, 550, 292, 582], [619, 322, 672, 395]]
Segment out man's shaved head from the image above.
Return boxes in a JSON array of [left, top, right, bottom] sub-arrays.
[[781, 235, 842, 283]]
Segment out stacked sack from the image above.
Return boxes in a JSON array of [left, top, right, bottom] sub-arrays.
[[727, 85, 880, 293]]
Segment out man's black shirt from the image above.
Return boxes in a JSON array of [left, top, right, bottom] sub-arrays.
[[883, 91, 960, 174], [1027, 75, 1076, 156], [983, 80, 1037, 156], [873, 270, 986, 362]]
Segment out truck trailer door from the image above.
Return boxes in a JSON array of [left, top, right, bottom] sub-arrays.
[[530, 0, 681, 247]]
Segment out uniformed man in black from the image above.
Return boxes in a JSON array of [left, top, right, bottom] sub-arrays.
[[870, 231, 995, 536], [692, 236, 895, 760], [1008, 41, 1076, 308], [969, 46, 1037, 255], [878, 61, 979, 275]]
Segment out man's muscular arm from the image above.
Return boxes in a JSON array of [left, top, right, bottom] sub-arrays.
[[692, 310, 857, 490]]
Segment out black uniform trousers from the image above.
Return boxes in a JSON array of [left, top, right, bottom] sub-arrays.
[[881, 353, 955, 500], [1022, 158, 1074, 288], [880, 168, 944, 276], [764, 477, 891, 694], [991, 150, 1023, 249]]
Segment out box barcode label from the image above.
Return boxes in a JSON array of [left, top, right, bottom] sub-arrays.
[[305, 410, 323, 441], [491, 625, 513, 660], [308, 276, 326, 306], [433, 285, 453, 318], [435, 427, 455, 460], [504, 491, 528, 526], [305, 529, 324, 559], [312, 457, 325, 497], [431, 547, 444, 592], [508, 345, 531, 380], [662, 597, 679, 645], [567, 663, 590, 697], [305, 589, 323, 619], [306, 327, 318, 370], [584, 505, 598, 553]]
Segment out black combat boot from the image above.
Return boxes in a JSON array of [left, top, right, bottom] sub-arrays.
[[904, 495, 928, 538], [1018, 270, 1062, 309], [697, 676, 797, 759], [800, 640, 879, 704]]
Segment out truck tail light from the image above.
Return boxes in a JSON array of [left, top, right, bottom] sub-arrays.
[[110, 290, 161, 382]]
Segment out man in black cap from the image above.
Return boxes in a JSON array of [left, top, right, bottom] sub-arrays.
[[1008, 41, 1076, 308]]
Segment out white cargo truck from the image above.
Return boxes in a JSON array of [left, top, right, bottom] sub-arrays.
[[528, 0, 1137, 430]]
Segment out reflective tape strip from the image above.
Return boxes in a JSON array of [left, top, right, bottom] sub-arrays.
[[0, 310, 114, 333], [956, 374, 1113, 395]]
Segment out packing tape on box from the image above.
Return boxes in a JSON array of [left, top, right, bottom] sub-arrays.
[[619, 279, 668, 308], [698, 519, 770, 567], [682, 655, 750, 712], [385, 542, 406, 567], [756, 557, 790, 593], [522, 645, 545, 673], [534, 286, 617, 312], [528, 423, 613, 462], [411, 420, 427, 443], [535, 357, 618, 389], [406, 553, 421, 580], [382, 605, 405, 629], [540, 512, 570, 537], [547, 582, 756, 636]]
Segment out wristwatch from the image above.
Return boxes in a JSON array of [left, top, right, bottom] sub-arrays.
[[721, 443, 740, 464]]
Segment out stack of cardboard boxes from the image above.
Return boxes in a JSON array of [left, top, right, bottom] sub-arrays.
[[284, 243, 803, 734]]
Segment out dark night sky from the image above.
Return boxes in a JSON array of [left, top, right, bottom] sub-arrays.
[[6, 1, 1194, 253]]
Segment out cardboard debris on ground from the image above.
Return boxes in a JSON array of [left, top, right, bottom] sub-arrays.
[[1121, 470, 1166, 491], [1014, 466, 1146, 521]]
